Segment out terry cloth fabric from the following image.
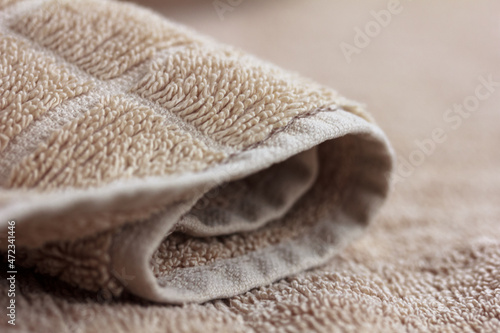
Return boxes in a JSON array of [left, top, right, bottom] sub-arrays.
[[2, 0, 500, 332], [0, 0, 393, 306]]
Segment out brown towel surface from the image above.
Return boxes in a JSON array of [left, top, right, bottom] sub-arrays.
[[2, 0, 500, 332]]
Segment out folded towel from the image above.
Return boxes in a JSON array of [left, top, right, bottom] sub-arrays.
[[0, 0, 393, 303]]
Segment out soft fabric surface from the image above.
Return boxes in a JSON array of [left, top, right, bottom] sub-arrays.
[[0, 0, 393, 307], [2, 0, 500, 332]]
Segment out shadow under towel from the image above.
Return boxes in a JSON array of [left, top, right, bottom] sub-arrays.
[[0, 0, 393, 304]]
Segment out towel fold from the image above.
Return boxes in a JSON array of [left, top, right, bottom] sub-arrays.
[[0, 0, 393, 303]]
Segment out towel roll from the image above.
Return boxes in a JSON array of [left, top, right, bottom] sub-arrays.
[[0, 0, 393, 303]]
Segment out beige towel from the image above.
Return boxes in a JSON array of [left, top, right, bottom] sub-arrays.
[[0, 0, 392, 306], [2, 0, 500, 332]]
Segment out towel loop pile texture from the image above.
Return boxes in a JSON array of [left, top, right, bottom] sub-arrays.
[[0, 0, 393, 304]]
